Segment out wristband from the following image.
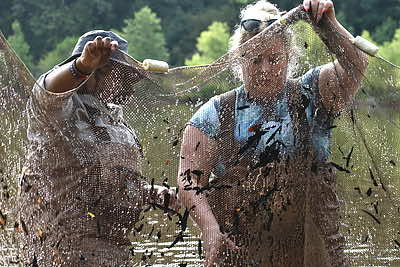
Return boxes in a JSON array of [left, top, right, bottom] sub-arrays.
[[69, 58, 91, 80]]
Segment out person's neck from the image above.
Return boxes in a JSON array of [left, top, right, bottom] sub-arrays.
[[244, 80, 285, 104]]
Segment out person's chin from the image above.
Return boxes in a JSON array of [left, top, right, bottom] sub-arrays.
[[255, 78, 273, 85]]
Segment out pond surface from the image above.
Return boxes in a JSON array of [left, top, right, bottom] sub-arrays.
[[127, 207, 400, 266]]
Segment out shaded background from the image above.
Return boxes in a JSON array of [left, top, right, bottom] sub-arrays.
[[1, 0, 400, 75]]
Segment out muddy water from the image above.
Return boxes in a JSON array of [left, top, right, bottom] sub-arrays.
[[127, 208, 400, 266], [1, 175, 400, 266]]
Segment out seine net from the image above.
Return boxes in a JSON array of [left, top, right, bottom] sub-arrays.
[[0, 5, 399, 267]]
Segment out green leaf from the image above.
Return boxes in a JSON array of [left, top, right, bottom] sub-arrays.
[[185, 21, 230, 66], [7, 20, 33, 71], [120, 6, 169, 62], [36, 36, 77, 75]]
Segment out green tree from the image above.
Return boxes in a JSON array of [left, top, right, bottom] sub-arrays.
[[0, 0, 14, 36], [7, 20, 33, 71], [380, 29, 400, 66], [230, 0, 253, 4], [185, 21, 230, 66], [183, 21, 231, 100], [5, 0, 400, 68], [359, 30, 400, 97], [335, 10, 355, 34], [120, 6, 169, 62], [10, 0, 139, 62], [135, 0, 242, 65], [360, 30, 375, 43], [36, 36, 77, 75], [333, 0, 400, 39], [372, 17, 397, 44]]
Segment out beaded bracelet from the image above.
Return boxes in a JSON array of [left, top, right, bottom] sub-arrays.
[[69, 58, 90, 80]]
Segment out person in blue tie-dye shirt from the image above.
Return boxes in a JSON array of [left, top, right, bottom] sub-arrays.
[[178, 0, 368, 266]]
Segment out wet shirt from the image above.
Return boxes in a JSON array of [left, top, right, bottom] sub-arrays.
[[20, 70, 146, 266], [188, 67, 334, 175], [27, 71, 141, 151]]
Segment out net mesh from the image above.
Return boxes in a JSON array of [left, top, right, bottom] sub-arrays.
[[1, 5, 399, 266]]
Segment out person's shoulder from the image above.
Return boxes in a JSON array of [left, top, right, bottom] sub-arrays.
[[191, 94, 221, 121], [187, 89, 238, 138], [32, 66, 60, 93], [30, 66, 79, 115], [210, 87, 241, 114], [300, 66, 323, 90], [199, 91, 226, 114]]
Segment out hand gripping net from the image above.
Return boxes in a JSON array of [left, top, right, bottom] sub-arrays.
[[0, 5, 399, 266]]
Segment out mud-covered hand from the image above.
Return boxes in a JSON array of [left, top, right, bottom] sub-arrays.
[[203, 226, 239, 267], [76, 36, 119, 74], [303, 0, 335, 23], [152, 185, 181, 213]]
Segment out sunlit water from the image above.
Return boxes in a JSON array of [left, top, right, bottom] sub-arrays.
[[2, 208, 399, 266], [128, 210, 400, 266]]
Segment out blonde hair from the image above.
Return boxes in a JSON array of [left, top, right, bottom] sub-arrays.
[[229, 0, 299, 80], [229, 0, 280, 52]]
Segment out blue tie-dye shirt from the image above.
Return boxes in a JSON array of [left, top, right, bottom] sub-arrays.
[[188, 67, 335, 169]]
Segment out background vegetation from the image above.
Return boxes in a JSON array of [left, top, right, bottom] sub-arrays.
[[1, 0, 400, 77]]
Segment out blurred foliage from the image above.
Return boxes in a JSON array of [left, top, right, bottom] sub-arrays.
[[0, 0, 399, 74], [6, 21, 33, 71], [372, 17, 397, 44], [184, 21, 232, 100], [290, 22, 400, 100], [120, 6, 169, 62], [380, 29, 400, 66], [140, 0, 240, 66], [333, 0, 400, 44], [185, 21, 230, 66], [335, 10, 355, 34], [359, 30, 400, 98], [36, 36, 77, 75], [293, 21, 332, 76], [7, 0, 139, 63], [0, 0, 13, 35]]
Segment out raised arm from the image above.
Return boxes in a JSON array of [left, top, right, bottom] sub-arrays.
[[178, 125, 237, 266], [45, 36, 118, 93], [303, 0, 368, 113]]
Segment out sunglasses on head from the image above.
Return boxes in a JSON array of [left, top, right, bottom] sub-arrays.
[[240, 19, 278, 33]]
